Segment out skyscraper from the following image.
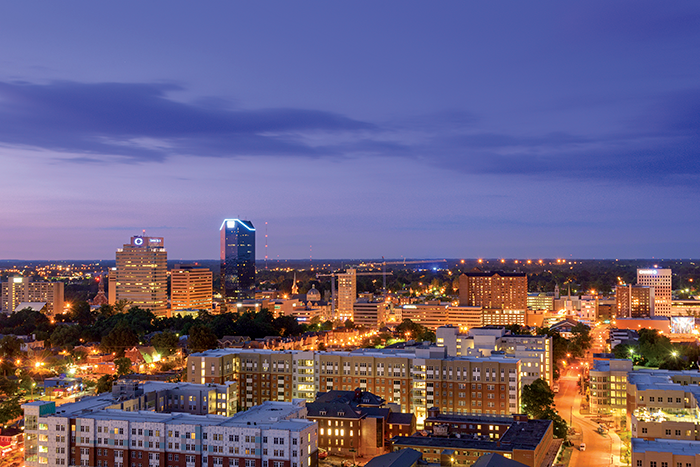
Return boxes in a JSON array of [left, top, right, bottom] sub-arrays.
[[220, 219, 256, 300], [114, 236, 168, 316]]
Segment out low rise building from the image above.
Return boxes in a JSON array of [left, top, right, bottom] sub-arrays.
[[391, 411, 552, 467], [632, 438, 700, 467]]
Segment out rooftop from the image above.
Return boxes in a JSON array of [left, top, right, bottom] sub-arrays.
[[632, 438, 700, 455], [364, 448, 422, 467], [393, 419, 552, 452]]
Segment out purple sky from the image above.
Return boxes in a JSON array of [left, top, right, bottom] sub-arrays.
[[2, 2, 700, 260]]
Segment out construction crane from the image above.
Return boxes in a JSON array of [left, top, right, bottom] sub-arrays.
[[317, 258, 447, 319], [316, 269, 391, 320], [358, 258, 449, 296]]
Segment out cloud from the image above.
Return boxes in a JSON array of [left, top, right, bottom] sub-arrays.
[[0, 80, 376, 162], [1, 80, 699, 187]]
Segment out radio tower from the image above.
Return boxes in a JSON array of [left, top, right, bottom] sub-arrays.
[[265, 222, 269, 270]]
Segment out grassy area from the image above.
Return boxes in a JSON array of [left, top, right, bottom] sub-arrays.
[[557, 446, 573, 467]]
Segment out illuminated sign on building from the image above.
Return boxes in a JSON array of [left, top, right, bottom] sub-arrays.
[[638, 270, 658, 275]]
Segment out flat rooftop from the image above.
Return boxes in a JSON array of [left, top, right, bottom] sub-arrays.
[[394, 419, 551, 452], [632, 438, 700, 455]]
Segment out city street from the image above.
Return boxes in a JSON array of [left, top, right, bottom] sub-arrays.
[[555, 323, 622, 467]]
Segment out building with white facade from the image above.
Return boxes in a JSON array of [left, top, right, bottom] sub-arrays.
[[23, 396, 317, 467]]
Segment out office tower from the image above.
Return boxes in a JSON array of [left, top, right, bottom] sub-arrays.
[[220, 219, 256, 300], [336, 268, 356, 321], [637, 268, 672, 316], [114, 236, 168, 316], [458, 271, 527, 310], [1, 276, 64, 315], [616, 284, 654, 317], [171, 264, 213, 311], [352, 299, 387, 328]]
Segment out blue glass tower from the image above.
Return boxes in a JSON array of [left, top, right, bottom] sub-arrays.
[[220, 219, 256, 300]]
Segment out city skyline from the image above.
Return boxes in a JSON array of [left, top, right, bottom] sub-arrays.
[[2, 2, 700, 260]]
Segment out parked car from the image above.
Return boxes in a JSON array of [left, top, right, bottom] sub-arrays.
[[579, 443, 586, 451]]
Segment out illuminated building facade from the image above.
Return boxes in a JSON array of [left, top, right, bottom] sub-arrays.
[[337, 269, 356, 321], [1, 276, 64, 315], [458, 272, 527, 310], [114, 236, 168, 316], [171, 264, 213, 312], [220, 219, 256, 300], [616, 284, 654, 318], [187, 347, 522, 428], [637, 268, 672, 316], [352, 299, 387, 328]]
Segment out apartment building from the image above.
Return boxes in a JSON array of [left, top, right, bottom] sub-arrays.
[[436, 326, 553, 387], [589, 357, 632, 417], [23, 398, 317, 467], [628, 370, 700, 443], [392, 411, 552, 467], [186, 347, 522, 428]]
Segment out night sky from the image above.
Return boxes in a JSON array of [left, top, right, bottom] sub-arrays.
[[2, 2, 700, 260]]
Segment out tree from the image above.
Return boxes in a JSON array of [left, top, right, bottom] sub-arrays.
[[569, 323, 592, 358], [521, 378, 567, 439], [96, 375, 115, 394], [50, 325, 82, 350], [0, 336, 22, 359], [70, 301, 96, 326], [151, 331, 179, 357], [114, 357, 133, 377], [521, 378, 555, 419], [100, 321, 138, 357], [344, 319, 355, 330], [188, 324, 218, 353], [0, 397, 22, 424]]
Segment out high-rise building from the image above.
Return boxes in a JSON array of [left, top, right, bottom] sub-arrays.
[[220, 219, 256, 300], [616, 284, 654, 317], [458, 272, 527, 310], [1, 276, 64, 315], [114, 236, 168, 316], [637, 268, 672, 316], [171, 264, 213, 312], [337, 268, 357, 322]]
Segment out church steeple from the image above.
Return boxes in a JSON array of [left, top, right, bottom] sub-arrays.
[[291, 272, 299, 295]]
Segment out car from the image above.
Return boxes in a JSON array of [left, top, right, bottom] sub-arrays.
[[579, 443, 586, 451]]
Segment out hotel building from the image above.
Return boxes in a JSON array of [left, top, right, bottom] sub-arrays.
[[114, 236, 168, 316], [1, 276, 64, 315]]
